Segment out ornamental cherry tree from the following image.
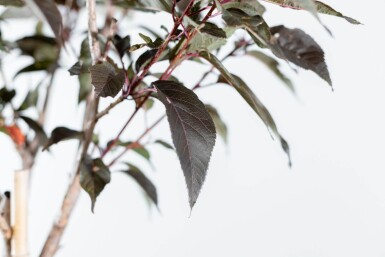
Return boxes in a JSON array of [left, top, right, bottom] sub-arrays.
[[0, 0, 359, 256]]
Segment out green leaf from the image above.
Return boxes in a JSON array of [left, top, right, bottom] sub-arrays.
[[262, 0, 333, 33], [270, 25, 332, 86], [247, 50, 294, 92], [79, 36, 106, 68], [0, 0, 25, 7], [205, 104, 228, 144], [201, 22, 227, 38], [16, 35, 59, 62], [17, 87, 39, 111], [113, 0, 172, 13], [43, 126, 84, 151], [265, 0, 360, 24], [19, 115, 48, 146], [78, 73, 91, 103], [313, 1, 361, 24], [187, 24, 232, 53], [219, 5, 272, 48], [89, 61, 125, 98], [134, 33, 163, 50], [199, 51, 290, 165], [26, 0, 63, 44], [222, 0, 266, 16], [154, 139, 174, 150], [80, 157, 111, 212], [139, 33, 152, 44], [133, 146, 150, 161], [121, 163, 158, 206], [68, 61, 88, 76], [153, 80, 216, 208], [143, 98, 154, 111], [14, 61, 56, 77], [118, 141, 152, 162]]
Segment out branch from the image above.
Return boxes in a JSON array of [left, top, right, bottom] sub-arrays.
[[39, 0, 102, 256], [38, 176, 81, 257]]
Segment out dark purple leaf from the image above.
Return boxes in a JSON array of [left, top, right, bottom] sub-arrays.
[[19, 115, 48, 146], [113, 35, 131, 58], [43, 127, 84, 151], [27, 0, 63, 44], [153, 80, 216, 208], [271, 25, 332, 86], [135, 49, 158, 72], [89, 61, 125, 98], [80, 157, 111, 212]]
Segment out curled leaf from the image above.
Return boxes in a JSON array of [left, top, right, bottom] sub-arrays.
[[271, 25, 332, 86], [19, 115, 48, 146], [43, 127, 83, 151], [121, 163, 158, 206]]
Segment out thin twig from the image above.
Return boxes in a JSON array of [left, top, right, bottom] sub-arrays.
[[108, 114, 166, 167], [96, 96, 124, 120], [100, 105, 141, 157]]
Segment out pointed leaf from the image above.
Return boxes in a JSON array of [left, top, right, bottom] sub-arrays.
[[247, 50, 294, 92], [43, 127, 83, 151], [153, 80, 216, 208], [26, 0, 63, 44], [154, 139, 174, 150], [89, 61, 125, 98], [270, 25, 332, 86], [199, 51, 290, 165], [68, 61, 88, 76], [19, 115, 48, 146], [122, 163, 158, 206], [205, 104, 228, 144], [80, 157, 111, 212], [14, 61, 55, 77], [133, 147, 151, 161], [314, 1, 361, 24], [264, 0, 360, 24], [263, 0, 331, 33]]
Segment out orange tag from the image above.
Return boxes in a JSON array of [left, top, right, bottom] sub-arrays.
[[5, 124, 26, 147]]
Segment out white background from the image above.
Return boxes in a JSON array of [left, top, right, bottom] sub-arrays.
[[1, 1, 385, 256]]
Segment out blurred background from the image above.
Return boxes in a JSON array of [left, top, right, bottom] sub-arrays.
[[1, 1, 385, 256]]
